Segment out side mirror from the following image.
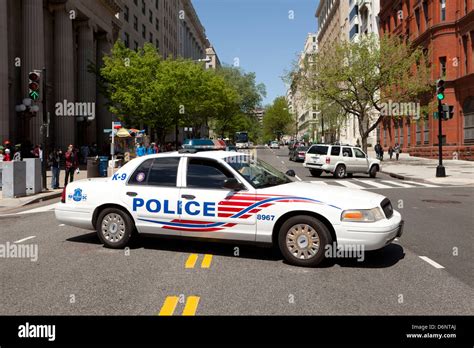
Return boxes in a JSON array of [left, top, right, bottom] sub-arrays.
[[223, 178, 245, 191], [285, 169, 296, 177]]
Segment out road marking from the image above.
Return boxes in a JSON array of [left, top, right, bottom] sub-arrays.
[[182, 296, 200, 316], [201, 254, 213, 268], [58, 224, 65, 227], [185, 254, 199, 269], [281, 160, 285, 164], [419, 256, 445, 269], [402, 181, 439, 188], [353, 179, 393, 189], [379, 180, 414, 188], [295, 175, 302, 182], [335, 180, 365, 189], [13, 236, 36, 244], [158, 296, 179, 316]]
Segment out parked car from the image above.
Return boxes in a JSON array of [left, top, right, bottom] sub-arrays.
[[303, 144, 381, 178], [270, 141, 280, 149], [289, 146, 309, 162]]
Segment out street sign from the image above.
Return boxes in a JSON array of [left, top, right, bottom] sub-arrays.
[[103, 129, 112, 133]]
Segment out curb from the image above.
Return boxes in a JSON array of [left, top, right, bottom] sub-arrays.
[[22, 191, 62, 206], [381, 170, 427, 183]]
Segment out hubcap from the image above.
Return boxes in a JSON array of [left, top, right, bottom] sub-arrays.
[[101, 213, 126, 243], [338, 167, 345, 177], [286, 224, 320, 260]]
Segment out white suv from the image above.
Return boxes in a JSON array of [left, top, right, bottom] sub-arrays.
[[304, 144, 381, 179]]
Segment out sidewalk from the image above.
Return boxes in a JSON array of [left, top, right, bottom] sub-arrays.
[[0, 167, 88, 212], [374, 152, 474, 185]]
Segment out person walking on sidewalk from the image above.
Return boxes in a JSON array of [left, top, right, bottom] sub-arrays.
[[388, 146, 394, 160], [64, 144, 79, 186], [374, 141, 382, 160], [48, 148, 62, 189], [394, 143, 401, 161]]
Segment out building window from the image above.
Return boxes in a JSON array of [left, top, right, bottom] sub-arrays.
[[124, 32, 130, 48], [440, 0, 446, 21], [416, 122, 422, 145], [349, 24, 359, 39], [423, 1, 429, 27], [407, 122, 411, 146], [463, 35, 469, 74], [439, 56, 447, 78], [134, 41, 139, 51], [156, 39, 160, 49], [156, 0, 159, 10], [149, 32, 153, 43], [124, 5, 129, 22], [399, 121, 404, 146], [415, 8, 421, 32], [464, 97, 474, 144], [142, 0, 146, 15], [383, 127, 387, 147], [423, 118, 429, 145], [142, 24, 146, 39], [155, 18, 159, 31], [134, 0, 137, 5], [133, 16, 138, 31], [149, 10, 153, 24]]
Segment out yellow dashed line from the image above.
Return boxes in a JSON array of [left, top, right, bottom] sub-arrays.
[[158, 296, 179, 316], [185, 254, 198, 268], [201, 254, 213, 268], [182, 296, 200, 316]]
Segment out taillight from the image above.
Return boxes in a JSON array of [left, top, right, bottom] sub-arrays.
[[326, 157, 331, 164], [61, 187, 66, 203], [299, 152, 305, 156]]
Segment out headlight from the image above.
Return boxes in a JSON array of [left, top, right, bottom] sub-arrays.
[[341, 207, 385, 222]]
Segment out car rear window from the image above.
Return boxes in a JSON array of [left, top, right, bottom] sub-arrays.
[[307, 145, 328, 155]]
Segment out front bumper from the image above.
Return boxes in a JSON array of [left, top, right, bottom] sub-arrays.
[[335, 210, 403, 250]]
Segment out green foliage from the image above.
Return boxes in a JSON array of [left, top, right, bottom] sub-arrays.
[[263, 96, 293, 142]]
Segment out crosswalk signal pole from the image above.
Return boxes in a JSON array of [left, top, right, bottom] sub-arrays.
[[436, 79, 446, 178]]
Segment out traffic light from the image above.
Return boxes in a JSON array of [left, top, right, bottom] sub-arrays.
[[436, 79, 445, 101], [442, 104, 454, 120], [28, 71, 41, 101]]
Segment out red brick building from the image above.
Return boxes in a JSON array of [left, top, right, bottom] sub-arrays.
[[378, 0, 474, 160]]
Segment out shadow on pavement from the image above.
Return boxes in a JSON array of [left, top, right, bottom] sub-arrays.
[[66, 232, 405, 268]]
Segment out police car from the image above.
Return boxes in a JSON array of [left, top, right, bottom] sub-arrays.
[[55, 149, 403, 267]]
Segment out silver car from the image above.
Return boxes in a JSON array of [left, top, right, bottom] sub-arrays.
[[303, 144, 381, 179]]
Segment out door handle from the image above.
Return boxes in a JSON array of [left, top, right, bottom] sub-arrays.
[[126, 192, 138, 197], [181, 194, 196, 200]]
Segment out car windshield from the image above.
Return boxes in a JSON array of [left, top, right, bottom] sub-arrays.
[[226, 155, 292, 189]]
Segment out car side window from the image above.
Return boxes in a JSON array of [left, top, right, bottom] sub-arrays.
[[354, 148, 366, 158], [342, 147, 353, 157], [187, 158, 234, 189], [148, 157, 181, 187], [331, 146, 341, 156], [128, 159, 154, 185]]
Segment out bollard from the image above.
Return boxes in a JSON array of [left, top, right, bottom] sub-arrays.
[[2, 161, 27, 198], [24, 158, 43, 194]]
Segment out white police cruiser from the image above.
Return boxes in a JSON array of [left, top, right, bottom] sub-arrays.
[[55, 149, 403, 267]]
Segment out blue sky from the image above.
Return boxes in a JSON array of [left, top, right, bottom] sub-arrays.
[[193, 0, 319, 106]]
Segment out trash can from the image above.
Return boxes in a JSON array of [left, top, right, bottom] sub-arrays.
[[99, 156, 109, 177], [87, 157, 99, 178]]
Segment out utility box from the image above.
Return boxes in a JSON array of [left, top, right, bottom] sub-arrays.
[[87, 157, 99, 178], [2, 161, 27, 198], [24, 158, 42, 194]]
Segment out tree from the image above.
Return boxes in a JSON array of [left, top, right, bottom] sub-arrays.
[[263, 96, 293, 143], [297, 34, 432, 151]]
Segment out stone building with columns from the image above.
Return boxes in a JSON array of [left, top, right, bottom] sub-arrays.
[[0, 0, 122, 152]]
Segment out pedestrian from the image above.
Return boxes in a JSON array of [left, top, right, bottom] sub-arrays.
[[388, 146, 393, 160], [48, 147, 62, 189], [80, 144, 90, 164], [394, 143, 401, 161], [136, 143, 146, 157], [3, 148, 11, 161], [64, 144, 79, 186], [374, 141, 382, 160]]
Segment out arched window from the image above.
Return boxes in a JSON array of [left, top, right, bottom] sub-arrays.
[[463, 97, 474, 144]]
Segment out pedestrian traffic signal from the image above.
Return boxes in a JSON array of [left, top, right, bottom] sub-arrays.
[[442, 104, 454, 120], [28, 71, 41, 101], [436, 79, 445, 101]]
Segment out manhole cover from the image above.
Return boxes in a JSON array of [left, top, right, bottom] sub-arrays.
[[422, 199, 461, 204]]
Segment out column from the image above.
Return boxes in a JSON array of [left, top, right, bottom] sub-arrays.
[[53, 4, 75, 150], [22, 0, 45, 146], [77, 20, 97, 146], [96, 33, 113, 151], [0, 0, 9, 141]]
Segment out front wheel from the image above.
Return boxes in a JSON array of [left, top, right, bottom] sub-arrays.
[[97, 208, 134, 249], [369, 165, 378, 178], [278, 215, 332, 267]]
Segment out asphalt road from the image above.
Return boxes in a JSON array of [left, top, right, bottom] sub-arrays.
[[1, 147, 473, 315]]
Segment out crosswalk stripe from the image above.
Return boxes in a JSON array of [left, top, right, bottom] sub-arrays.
[[185, 254, 198, 269], [201, 254, 212, 268], [353, 179, 393, 189], [402, 181, 439, 188], [333, 180, 366, 189], [182, 296, 200, 316], [379, 180, 415, 188], [159, 296, 179, 316]]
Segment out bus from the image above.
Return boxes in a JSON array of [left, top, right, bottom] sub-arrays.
[[235, 131, 249, 149]]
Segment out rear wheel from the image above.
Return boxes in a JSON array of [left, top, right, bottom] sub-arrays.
[[278, 215, 332, 267], [97, 208, 134, 249], [310, 169, 322, 177], [334, 164, 346, 179]]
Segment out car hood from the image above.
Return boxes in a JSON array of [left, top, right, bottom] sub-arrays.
[[258, 181, 387, 210]]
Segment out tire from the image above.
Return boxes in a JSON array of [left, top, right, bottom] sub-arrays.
[[278, 215, 333, 267], [334, 164, 346, 179], [369, 165, 378, 178], [97, 208, 135, 249], [310, 169, 322, 177]]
